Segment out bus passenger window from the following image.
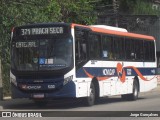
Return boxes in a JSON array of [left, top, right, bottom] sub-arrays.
[[135, 40, 143, 61], [150, 42, 155, 61], [144, 41, 150, 61], [102, 36, 113, 60], [75, 28, 88, 64], [125, 38, 135, 60], [113, 37, 125, 60], [144, 41, 155, 61], [89, 34, 101, 59]]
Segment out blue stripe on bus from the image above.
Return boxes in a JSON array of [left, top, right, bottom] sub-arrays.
[[76, 67, 156, 78]]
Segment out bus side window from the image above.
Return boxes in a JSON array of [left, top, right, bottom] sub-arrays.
[[150, 41, 155, 61], [125, 38, 131, 60], [89, 33, 101, 59], [135, 39, 144, 61], [144, 41, 155, 61], [75, 28, 88, 64], [102, 35, 113, 60], [144, 41, 149, 61], [113, 37, 125, 60], [125, 38, 135, 60]]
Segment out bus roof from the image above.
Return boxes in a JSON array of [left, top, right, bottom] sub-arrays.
[[71, 23, 155, 41], [90, 25, 128, 32]]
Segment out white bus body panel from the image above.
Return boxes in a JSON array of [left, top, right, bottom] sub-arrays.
[[74, 60, 157, 98]]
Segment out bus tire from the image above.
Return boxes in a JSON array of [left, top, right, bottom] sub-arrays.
[[85, 82, 96, 106], [129, 80, 139, 100], [121, 80, 139, 101]]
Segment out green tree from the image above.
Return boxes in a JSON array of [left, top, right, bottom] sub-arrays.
[[133, 0, 160, 15], [45, 0, 96, 24]]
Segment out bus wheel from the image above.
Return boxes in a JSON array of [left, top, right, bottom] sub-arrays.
[[86, 82, 95, 106], [121, 80, 139, 101], [129, 80, 139, 100]]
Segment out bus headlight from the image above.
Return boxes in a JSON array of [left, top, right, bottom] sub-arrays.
[[63, 75, 73, 85]]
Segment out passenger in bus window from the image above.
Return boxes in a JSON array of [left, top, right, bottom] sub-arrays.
[[80, 43, 87, 60], [102, 50, 108, 58], [108, 52, 113, 60], [131, 52, 135, 60]]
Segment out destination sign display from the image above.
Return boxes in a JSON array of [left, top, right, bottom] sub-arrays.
[[20, 27, 64, 35], [16, 42, 37, 48]]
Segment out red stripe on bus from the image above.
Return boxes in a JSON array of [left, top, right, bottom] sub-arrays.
[[125, 66, 154, 81], [91, 27, 154, 41], [117, 63, 126, 83]]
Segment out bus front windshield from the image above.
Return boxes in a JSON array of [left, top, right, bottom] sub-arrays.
[[11, 38, 73, 71]]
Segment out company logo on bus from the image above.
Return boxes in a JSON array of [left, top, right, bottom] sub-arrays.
[[20, 84, 41, 90], [103, 69, 115, 76]]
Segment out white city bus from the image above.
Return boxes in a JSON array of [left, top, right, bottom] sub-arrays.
[[10, 23, 157, 106]]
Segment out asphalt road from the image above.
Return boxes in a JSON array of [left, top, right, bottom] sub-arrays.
[[0, 85, 160, 120]]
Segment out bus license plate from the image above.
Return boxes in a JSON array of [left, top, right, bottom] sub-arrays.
[[33, 93, 44, 99]]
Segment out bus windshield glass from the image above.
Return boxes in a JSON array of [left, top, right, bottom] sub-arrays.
[[11, 38, 73, 71]]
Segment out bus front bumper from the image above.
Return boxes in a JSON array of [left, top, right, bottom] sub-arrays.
[[11, 81, 76, 99]]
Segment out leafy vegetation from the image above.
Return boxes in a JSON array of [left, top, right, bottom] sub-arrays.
[[133, 0, 160, 15]]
